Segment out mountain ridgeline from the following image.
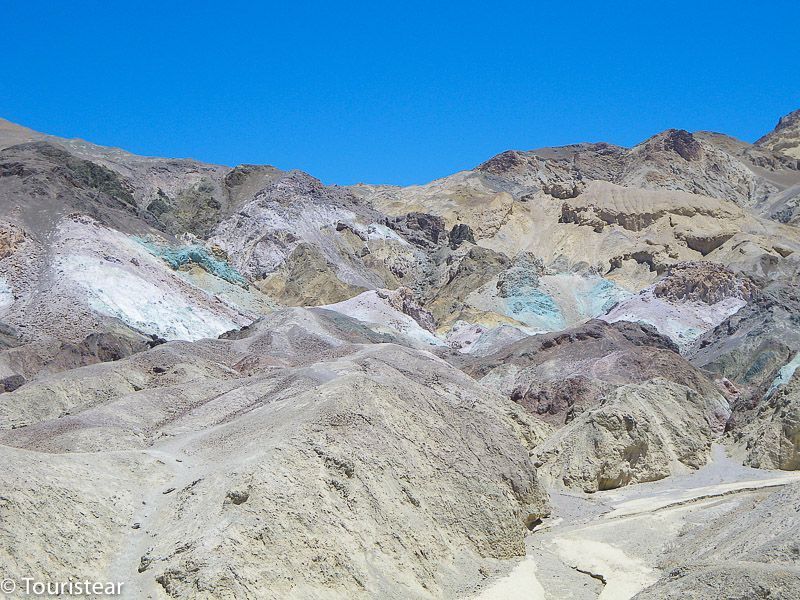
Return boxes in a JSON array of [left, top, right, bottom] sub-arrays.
[[0, 112, 799, 599]]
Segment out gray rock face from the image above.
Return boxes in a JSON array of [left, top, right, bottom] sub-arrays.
[[619, 129, 797, 209], [757, 108, 800, 159], [634, 563, 800, 600], [385, 211, 448, 249], [532, 379, 729, 492], [495, 252, 544, 298], [477, 142, 627, 191], [478, 123, 800, 217], [212, 170, 377, 278], [458, 320, 713, 425], [452, 320, 729, 493], [635, 482, 800, 599], [737, 371, 800, 470], [652, 261, 756, 305], [0, 141, 139, 233], [688, 282, 800, 412], [448, 223, 476, 249]]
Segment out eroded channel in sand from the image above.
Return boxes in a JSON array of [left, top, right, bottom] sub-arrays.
[[471, 444, 800, 599]]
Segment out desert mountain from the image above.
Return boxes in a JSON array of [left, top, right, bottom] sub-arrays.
[[0, 112, 799, 599], [757, 108, 800, 159]]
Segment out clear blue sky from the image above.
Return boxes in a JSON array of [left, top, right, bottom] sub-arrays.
[[1, 1, 798, 185]]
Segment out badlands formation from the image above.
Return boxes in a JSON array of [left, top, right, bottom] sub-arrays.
[[0, 111, 799, 599]]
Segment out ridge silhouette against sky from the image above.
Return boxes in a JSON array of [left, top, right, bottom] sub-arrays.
[[1, 0, 798, 185]]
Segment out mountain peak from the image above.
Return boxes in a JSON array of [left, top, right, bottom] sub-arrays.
[[755, 108, 800, 158], [774, 108, 800, 131]]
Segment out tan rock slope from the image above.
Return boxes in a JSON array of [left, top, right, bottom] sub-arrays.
[[0, 309, 549, 599], [634, 481, 800, 599], [736, 369, 800, 470], [533, 379, 728, 492], [456, 319, 730, 492], [757, 108, 800, 159]]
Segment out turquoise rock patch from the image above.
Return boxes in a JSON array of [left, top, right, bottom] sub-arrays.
[[135, 238, 248, 287]]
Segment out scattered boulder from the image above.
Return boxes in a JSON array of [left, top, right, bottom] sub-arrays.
[[448, 223, 476, 249]]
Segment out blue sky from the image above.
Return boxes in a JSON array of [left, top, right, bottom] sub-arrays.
[[1, 1, 798, 185]]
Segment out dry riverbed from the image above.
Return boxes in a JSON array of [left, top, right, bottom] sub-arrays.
[[472, 444, 800, 599]]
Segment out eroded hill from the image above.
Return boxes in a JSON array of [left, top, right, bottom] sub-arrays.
[[0, 112, 799, 599]]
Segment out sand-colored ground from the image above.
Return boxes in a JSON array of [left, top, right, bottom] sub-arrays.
[[471, 444, 800, 599]]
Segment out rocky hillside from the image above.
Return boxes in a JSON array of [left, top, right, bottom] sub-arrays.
[[0, 112, 799, 599], [757, 109, 800, 159]]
